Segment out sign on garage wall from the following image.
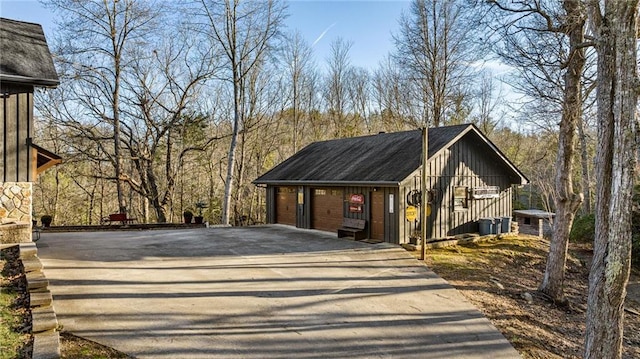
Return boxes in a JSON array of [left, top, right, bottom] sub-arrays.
[[349, 193, 364, 213]]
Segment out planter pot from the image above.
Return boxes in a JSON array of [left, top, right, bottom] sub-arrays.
[[194, 216, 204, 224], [41, 216, 52, 228]]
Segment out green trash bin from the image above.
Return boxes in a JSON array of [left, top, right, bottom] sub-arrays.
[[501, 216, 512, 233], [479, 218, 494, 235], [493, 217, 503, 234]]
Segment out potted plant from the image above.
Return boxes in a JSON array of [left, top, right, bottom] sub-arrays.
[[41, 215, 52, 227], [183, 210, 193, 224], [194, 201, 207, 224]]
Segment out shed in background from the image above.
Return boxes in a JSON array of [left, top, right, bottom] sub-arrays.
[[513, 209, 555, 238]]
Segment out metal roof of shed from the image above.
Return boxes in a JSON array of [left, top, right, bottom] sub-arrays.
[[0, 18, 59, 87], [255, 124, 528, 186]]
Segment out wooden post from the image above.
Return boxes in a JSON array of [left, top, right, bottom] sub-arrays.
[[420, 126, 428, 261]]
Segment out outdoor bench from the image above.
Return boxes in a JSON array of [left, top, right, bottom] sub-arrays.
[[101, 213, 137, 225], [337, 218, 367, 240]]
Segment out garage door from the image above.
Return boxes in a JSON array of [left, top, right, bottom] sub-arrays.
[[276, 187, 296, 226], [312, 188, 344, 232]]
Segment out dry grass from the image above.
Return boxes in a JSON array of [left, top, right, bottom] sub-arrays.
[[422, 235, 640, 359], [1, 246, 31, 359]]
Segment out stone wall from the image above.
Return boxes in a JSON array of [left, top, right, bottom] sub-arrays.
[[0, 182, 32, 221], [0, 182, 32, 243], [516, 217, 553, 238]]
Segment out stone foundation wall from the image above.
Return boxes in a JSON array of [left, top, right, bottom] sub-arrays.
[[0, 182, 32, 221], [0, 182, 32, 243], [516, 217, 553, 238]]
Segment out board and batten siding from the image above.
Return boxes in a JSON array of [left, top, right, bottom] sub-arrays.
[[342, 186, 399, 244], [1, 84, 34, 182], [399, 137, 514, 242]]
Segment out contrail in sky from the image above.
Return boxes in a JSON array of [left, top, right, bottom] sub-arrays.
[[312, 23, 336, 46]]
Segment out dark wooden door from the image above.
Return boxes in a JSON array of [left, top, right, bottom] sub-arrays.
[[276, 187, 296, 225], [370, 191, 385, 241], [311, 188, 343, 232]]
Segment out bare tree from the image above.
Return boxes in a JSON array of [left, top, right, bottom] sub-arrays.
[[195, 0, 287, 225], [233, 56, 283, 223], [119, 32, 219, 222], [489, 0, 586, 303], [372, 56, 417, 131], [346, 67, 372, 133], [43, 0, 161, 214], [584, 1, 638, 357], [577, 107, 595, 214], [41, 0, 223, 222], [471, 70, 505, 136], [540, 0, 586, 303], [323, 37, 354, 137], [281, 31, 315, 153], [393, 0, 480, 128]]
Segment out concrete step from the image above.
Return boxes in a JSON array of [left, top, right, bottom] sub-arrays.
[[22, 256, 44, 272], [30, 290, 53, 307], [32, 330, 61, 359], [26, 272, 49, 291], [32, 306, 58, 333], [19, 242, 38, 258]]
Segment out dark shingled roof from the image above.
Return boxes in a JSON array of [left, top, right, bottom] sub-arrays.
[[0, 17, 59, 87], [255, 124, 528, 186]]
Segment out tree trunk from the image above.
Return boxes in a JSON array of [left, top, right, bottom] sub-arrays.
[[88, 179, 96, 225], [577, 117, 592, 214], [584, 2, 638, 358], [143, 197, 149, 224], [539, 0, 585, 302], [111, 1, 126, 215], [146, 163, 167, 223], [222, 72, 241, 226], [114, 110, 126, 213], [236, 128, 247, 222]]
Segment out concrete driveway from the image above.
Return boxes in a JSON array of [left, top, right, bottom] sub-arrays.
[[36, 225, 519, 358]]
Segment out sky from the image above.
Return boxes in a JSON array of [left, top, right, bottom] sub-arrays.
[[0, 0, 411, 71]]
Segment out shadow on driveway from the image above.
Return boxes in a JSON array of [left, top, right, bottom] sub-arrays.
[[37, 225, 520, 359]]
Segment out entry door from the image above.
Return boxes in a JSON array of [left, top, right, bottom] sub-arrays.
[[370, 191, 385, 241]]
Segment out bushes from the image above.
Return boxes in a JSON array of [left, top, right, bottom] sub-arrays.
[[570, 213, 595, 244], [570, 210, 639, 268]]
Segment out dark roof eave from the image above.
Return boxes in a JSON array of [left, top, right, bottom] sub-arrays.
[[253, 180, 401, 187], [0, 74, 59, 88], [28, 140, 62, 160]]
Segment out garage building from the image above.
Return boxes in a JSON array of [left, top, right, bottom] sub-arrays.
[[254, 124, 528, 244]]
